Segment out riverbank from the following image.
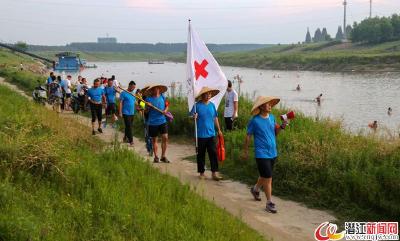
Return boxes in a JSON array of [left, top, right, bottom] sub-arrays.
[[30, 41, 400, 72], [168, 41, 400, 72]]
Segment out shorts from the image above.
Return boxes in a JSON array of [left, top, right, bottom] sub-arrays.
[[65, 93, 71, 98], [90, 103, 103, 122], [106, 103, 116, 115], [256, 158, 276, 178], [148, 123, 168, 137]]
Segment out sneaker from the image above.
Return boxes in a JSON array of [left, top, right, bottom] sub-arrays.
[[129, 142, 134, 146], [266, 202, 277, 213], [97, 128, 103, 133], [199, 174, 206, 180], [153, 157, 160, 163], [250, 187, 262, 201], [160, 157, 170, 163], [92, 130, 96, 135], [212, 175, 223, 181]]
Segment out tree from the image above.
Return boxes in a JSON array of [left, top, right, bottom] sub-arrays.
[[313, 28, 322, 42], [345, 25, 353, 39], [390, 14, 400, 39], [335, 26, 344, 40], [305, 28, 312, 43], [14, 41, 28, 51]]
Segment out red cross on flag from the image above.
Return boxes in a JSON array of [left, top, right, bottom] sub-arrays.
[[186, 20, 227, 111]]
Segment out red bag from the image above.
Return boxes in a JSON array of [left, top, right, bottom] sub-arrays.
[[216, 134, 225, 162]]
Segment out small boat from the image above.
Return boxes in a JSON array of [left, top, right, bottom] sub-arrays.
[[148, 60, 164, 64]]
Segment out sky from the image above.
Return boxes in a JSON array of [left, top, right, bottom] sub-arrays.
[[0, 0, 399, 45]]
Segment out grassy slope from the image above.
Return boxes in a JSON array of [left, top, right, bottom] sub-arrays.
[[0, 84, 265, 240], [167, 40, 400, 72]]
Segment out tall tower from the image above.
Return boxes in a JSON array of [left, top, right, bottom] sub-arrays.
[[369, 0, 372, 18], [343, 0, 347, 40]]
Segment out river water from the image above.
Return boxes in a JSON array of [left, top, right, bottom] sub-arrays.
[[60, 61, 400, 135]]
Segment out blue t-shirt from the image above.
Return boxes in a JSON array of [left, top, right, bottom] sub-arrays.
[[147, 95, 166, 126], [87, 87, 104, 103], [247, 114, 277, 159], [119, 91, 136, 116], [190, 102, 218, 138], [47, 76, 53, 84], [104, 86, 116, 104]]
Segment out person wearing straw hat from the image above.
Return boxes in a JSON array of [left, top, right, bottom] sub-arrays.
[[119, 81, 137, 146], [145, 84, 170, 163], [190, 87, 223, 181], [243, 96, 287, 213], [138, 85, 153, 156]]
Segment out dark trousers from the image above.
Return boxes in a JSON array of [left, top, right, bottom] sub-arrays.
[[224, 117, 233, 131], [197, 137, 218, 173], [123, 114, 134, 143]]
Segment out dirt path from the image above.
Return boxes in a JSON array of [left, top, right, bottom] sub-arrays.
[[0, 77, 337, 241]]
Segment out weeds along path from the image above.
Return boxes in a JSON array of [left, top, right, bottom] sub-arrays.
[[0, 77, 337, 241]]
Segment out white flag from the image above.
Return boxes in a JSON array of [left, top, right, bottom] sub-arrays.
[[186, 21, 227, 111]]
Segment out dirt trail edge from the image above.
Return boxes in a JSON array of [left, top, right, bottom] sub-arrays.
[[0, 77, 337, 241]]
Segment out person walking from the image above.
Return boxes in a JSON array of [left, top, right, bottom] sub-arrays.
[[87, 78, 106, 135], [119, 81, 136, 145], [104, 78, 118, 128], [243, 96, 286, 213], [145, 84, 170, 163], [224, 80, 239, 131], [191, 87, 223, 181]]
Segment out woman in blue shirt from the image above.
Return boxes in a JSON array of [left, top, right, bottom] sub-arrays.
[[243, 96, 287, 214], [87, 78, 106, 135], [191, 87, 223, 181]]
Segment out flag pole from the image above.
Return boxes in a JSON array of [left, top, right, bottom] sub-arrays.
[[188, 19, 198, 154]]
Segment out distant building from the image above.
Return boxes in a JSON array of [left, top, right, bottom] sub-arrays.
[[97, 37, 117, 44]]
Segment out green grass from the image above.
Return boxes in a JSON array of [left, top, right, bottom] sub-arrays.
[[0, 84, 265, 240]]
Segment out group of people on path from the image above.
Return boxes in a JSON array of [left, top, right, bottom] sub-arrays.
[[45, 73, 286, 214]]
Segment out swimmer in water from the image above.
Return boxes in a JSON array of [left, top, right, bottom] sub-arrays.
[[296, 84, 301, 91]]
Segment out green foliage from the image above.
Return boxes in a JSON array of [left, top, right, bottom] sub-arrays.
[[219, 98, 400, 221], [352, 15, 399, 43], [305, 28, 312, 43], [0, 85, 265, 241], [14, 41, 28, 51], [335, 26, 344, 40]]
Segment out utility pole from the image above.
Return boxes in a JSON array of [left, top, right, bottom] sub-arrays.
[[369, 0, 372, 18], [343, 0, 347, 40]]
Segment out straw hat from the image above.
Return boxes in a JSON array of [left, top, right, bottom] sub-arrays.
[[195, 87, 220, 102], [140, 85, 151, 96], [144, 84, 168, 96], [251, 96, 280, 115]]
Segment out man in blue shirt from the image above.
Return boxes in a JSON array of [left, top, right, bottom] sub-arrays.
[[190, 87, 223, 181], [243, 96, 286, 214], [104, 78, 118, 128], [87, 78, 106, 135], [119, 81, 136, 146], [145, 84, 169, 163]]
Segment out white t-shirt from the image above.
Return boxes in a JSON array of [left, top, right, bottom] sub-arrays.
[[224, 89, 238, 117], [113, 79, 120, 88]]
